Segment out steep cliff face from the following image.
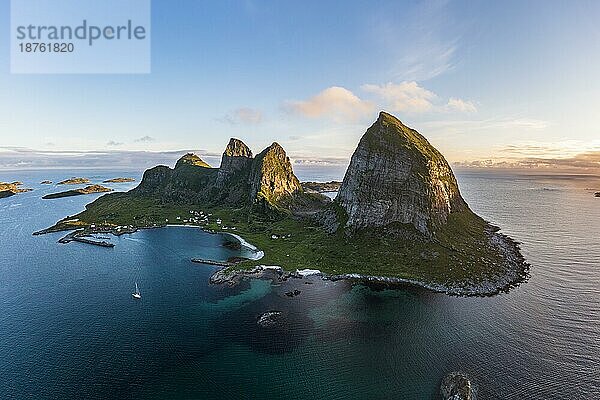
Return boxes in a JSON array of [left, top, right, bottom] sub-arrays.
[[248, 142, 302, 205], [46, 121, 528, 295], [131, 140, 304, 209], [336, 112, 467, 235], [216, 138, 253, 188], [132, 154, 217, 203], [130, 165, 173, 196]]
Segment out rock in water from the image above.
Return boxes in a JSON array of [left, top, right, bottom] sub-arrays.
[[249, 142, 302, 206], [42, 185, 113, 199], [257, 311, 284, 328], [440, 372, 475, 400], [0, 190, 15, 198], [57, 177, 91, 185], [0, 181, 33, 198], [336, 111, 467, 236]]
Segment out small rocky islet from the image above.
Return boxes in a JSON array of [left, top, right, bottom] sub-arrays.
[[256, 311, 284, 328], [57, 177, 91, 185], [440, 372, 475, 400], [42, 185, 113, 199], [37, 111, 529, 296], [103, 177, 136, 183], [301, 181, 342, 193], [0, 181, 33, 198]]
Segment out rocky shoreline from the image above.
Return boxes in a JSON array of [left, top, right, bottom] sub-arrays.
[[324, 231, 529, 297], [34, 220, 528, 297], [34, 223, 145, 237], [208, 230, 529, 297], [0, 181, 33, 198], [57, 230, 115, 247]]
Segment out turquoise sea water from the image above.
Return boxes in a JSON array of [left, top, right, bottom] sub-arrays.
[[0, 169, 599, 399]]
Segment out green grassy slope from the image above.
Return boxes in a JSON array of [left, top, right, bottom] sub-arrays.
[[45, 193, 511, 287]]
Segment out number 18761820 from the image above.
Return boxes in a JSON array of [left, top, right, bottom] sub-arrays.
[[19, 43, 74, 53]]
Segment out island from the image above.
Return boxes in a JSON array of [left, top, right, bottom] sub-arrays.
[[40, 180, 53, 184], [36, 112, 529, 296], [57, 177, 90, 185], [42, 185, 113, 199], [301, 181, 342, 193], [103, 178, 136, 183], [440, 372, 475, 400], [0, 181, 33, 198]]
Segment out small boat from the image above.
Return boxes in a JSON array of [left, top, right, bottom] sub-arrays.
[[132, 282, 141, 299]]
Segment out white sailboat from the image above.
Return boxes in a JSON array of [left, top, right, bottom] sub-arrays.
[[132, 282, 141, 299]]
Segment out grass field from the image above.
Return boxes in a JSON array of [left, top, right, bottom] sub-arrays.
[[46, 192, 511, 287]]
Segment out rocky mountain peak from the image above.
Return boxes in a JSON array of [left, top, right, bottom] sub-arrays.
[[132, 139, 306, 210], [264, 142, 286, 155], [175, 153, 211, 169], [223, 138, 253, 158], [248, 142, 302, 205], [377, 110, 398, 123], [336, 111, 467, 236], [216, 138, 254, 189]]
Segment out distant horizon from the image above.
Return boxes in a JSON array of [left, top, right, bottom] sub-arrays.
[[1, 145, 599, 176], [2, 1, 600, 172]]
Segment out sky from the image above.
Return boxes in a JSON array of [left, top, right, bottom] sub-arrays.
[[1, 0, 600, 171]]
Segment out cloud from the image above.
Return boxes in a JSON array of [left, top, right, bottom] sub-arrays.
[[520, 152, 600, 170], [455, 151, 600, 171], [362, 81, 436, 113], [422, 117, 549, 134], [396, 44, 457, 82], [370, 1, 461, 81], [293, 157, 349, 166], [107, 140, 124, 146], [0, 147, 220, 170], [445, 97, 477, 113], [499, 140, 600, 158], [134, 135, 155, 143], [287, 82, 477, 120], [220, 107, 264, 125], [507, 119, 549, 131], [454, 138, 600, 171], [285, 86, 374, 121]]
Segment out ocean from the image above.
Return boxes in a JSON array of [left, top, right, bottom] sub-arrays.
[[0, 168, 598, 399]]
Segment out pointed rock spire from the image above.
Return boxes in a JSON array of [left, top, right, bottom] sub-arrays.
[[223, 138, 252, 158], [248, 142, 302, 205], [336, 111, 467, 235], [216, 138, 253, 187]]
